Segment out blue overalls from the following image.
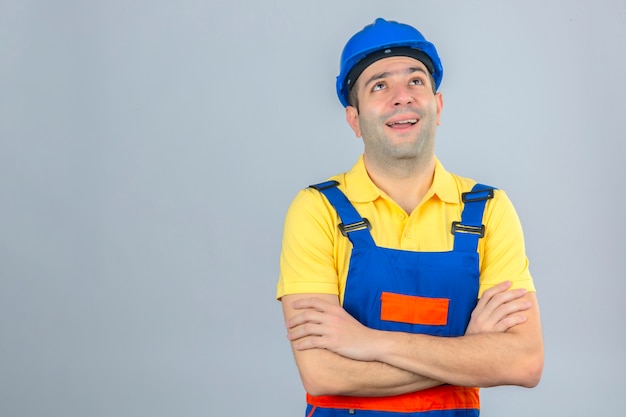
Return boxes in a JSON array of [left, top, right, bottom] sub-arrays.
[[305, 180, 494, 417]]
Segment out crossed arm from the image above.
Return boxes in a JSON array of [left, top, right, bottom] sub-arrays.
[[282, 281, 543, 397]]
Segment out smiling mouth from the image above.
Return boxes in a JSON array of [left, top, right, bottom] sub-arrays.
[[387, 119, 418, 127]]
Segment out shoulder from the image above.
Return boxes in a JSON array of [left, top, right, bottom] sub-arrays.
[[287, 177, 342, 217], [283, 174, 348, 238], [445, 169, 512, 208], [443, 170, 521, 230]]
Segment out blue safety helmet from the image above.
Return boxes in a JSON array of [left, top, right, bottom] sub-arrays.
[[336, 18, 444, 107]]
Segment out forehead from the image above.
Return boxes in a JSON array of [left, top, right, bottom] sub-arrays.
[[358, 56, 430, 82]]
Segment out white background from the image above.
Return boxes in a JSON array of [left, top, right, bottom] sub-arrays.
[[2, 1, 625, 416]]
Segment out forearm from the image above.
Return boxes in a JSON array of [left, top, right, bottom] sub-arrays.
[[293, 346, 442, 397], [286, 285, 543, 392], [283, 293, 443, 396], [371, 295, 544, 388], [375, 332, 538, 387]]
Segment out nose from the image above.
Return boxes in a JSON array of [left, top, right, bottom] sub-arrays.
[[392, 84, 413, 106]]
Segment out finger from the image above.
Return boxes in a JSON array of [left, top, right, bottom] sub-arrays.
[[475, 281, 512, 311], [291, 297, 332, 312], [480, 294, 530, 325], [480, 288, 527, 317], [472, 283, 514, 321], [292, 335, 326, 351], [288, 322, 336, 351], [481, 298, 531, 331], [489, 288, 528, 308], [287, 322, 324, 341], [286, 310, 325, 329], [493, 312, 528, 332], [480, 281, 513, 302], [494, 298, 531, 318]]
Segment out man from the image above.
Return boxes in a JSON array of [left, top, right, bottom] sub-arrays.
[[276, 18, 543, 416]]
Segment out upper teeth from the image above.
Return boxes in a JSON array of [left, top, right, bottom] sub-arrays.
[[391, 119, 417, 125]]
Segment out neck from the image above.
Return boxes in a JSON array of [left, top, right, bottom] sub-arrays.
[[364, 154, 436, 214]]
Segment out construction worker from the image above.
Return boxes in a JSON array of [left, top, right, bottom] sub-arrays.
[[277, 18, 543, 416]]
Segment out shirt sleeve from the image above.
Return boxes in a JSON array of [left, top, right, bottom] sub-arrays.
[[276, 188, 340, 300], [478, 189, 535, 297]]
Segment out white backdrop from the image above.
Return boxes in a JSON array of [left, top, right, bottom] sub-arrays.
[[2, 1, 625, 416]]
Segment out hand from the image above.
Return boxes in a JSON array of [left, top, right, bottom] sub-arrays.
[[465, 281, 531, 336], [286, 297, 378, 361]]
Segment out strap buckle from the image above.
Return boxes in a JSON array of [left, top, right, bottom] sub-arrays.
[[338, 218, 371, 237], [309, 180, 339, 191], [462, 188, 494, 203], [451, 221, 485, 237]]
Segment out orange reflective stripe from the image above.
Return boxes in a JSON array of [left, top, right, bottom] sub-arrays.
[[306, 405, 317, 417], [380, 292, 449, 325], [307, 385, 479, 413]]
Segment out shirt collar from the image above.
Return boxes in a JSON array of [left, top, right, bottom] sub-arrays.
[[343, 155, 460, 205], [430, 158, 460, 204]]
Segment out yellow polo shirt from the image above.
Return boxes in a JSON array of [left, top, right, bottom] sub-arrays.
[[276, 156, 534, 303]]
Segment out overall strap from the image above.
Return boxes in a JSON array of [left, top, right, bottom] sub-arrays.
[[452, 183, 496, 252], [309, 181, 376, 248]]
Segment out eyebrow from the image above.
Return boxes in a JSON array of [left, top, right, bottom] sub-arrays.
[[363, 67, 429, 89]]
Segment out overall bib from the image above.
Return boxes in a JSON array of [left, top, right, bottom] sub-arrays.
[[305, 180, 494, 417]]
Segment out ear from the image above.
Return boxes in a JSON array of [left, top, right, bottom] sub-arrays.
[[435, 92, 444, 126], [345, 106, 362, 137]]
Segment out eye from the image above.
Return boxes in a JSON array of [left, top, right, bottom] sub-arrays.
[[372, 82, 386, 92], [409, 78, 424, 86]]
